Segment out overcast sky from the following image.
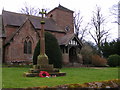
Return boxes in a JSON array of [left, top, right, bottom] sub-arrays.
[[0, 0, 118, 42]]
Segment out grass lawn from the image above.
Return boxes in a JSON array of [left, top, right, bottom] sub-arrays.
[[2, 67, 119, 88]]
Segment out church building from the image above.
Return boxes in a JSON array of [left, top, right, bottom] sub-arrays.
[[0, 5, 82, 65]]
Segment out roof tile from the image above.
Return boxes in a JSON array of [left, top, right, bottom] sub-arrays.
[[2, 10, 65, 33]]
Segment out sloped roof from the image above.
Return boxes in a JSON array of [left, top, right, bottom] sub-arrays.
[[2, 10, 65, 33], [56, 4, 74, 13], [47, 4, 74, 15], [57, 34, 82, 46], [5, 18, 40, 45], [57, 34, 74, 45]]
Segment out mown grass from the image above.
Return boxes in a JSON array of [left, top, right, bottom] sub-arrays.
[[2, 67, 119, 88]]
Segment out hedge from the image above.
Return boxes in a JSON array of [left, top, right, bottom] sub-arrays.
[[107, 54, 120, 67]]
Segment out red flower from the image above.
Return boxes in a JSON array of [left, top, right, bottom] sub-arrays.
[[39, 71, 50, 77]]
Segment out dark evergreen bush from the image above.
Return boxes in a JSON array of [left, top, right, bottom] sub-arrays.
[[101, 39, 120, 58], [33, 32, 62, 68], [107, 54, 120, 67], [33, 40, 40, 65]]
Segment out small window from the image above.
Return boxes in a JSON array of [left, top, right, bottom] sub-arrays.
[[65, 26, 70, 31], [24, 40, 32, 54], [50, 14, 53, 18], [27, 41, 32, 54], [24, 41, 27, 54]]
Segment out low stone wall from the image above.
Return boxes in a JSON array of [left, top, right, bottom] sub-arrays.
[[2, 79, 120, 89]]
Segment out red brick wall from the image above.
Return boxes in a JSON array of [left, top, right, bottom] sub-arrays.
[[5, 26, 18, 42], [4, 7, 74, 63], [4, 23, 66, 63], [4, 20, 39, 63], [47, 9, 74, 34]]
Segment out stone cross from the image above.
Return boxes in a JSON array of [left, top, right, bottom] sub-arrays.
[[25, 9, 66, 77], [37, 9, 48, 67], [39, 9, 46, 55], [39, 9, 46, 19]]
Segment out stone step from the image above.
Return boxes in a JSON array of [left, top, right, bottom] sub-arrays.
[[50, 72, 66, 77], [37, 64, 54, 69], [24, 72, 39, 77], [29, 68, 59, 73], [24, 72, 66, 77]]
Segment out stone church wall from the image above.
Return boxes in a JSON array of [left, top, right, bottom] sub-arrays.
[[5, 26, 18, 42], [47, 8, 74, 34], [4, 20, 39, 63], [2, 5, 78, 65], [4, 22, 66, 64], [55, 9, 74, 34]]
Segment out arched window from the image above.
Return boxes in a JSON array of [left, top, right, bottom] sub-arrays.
[[28, 41, 32, 54], [24, 41, 27, 54], [24, 40, 32, 54]]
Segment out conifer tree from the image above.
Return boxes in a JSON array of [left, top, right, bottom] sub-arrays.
[[33, 32, 62, 68]]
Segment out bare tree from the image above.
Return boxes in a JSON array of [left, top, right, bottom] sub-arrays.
[[20, 2, 49, 16], [89, 6, 109, 54], [111, 4, 118, 17], [74, 11, 89, 41], [74, 11, 83, 37], [79, 23, 90, 41], [20, 2, 40, 16], [110, 1, 120, 24]]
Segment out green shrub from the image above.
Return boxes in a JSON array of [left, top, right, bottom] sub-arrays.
[[33, 40, 40, 65], [80, 44, 93, 64], [33, 32, 62, 68], [101, 39, 120, 58], [91, 54, 107, 66], [81, 42, 99, 65], [107, 54, 120, 67]]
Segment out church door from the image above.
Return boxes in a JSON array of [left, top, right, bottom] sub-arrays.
[[69, 47, 78, 64]]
